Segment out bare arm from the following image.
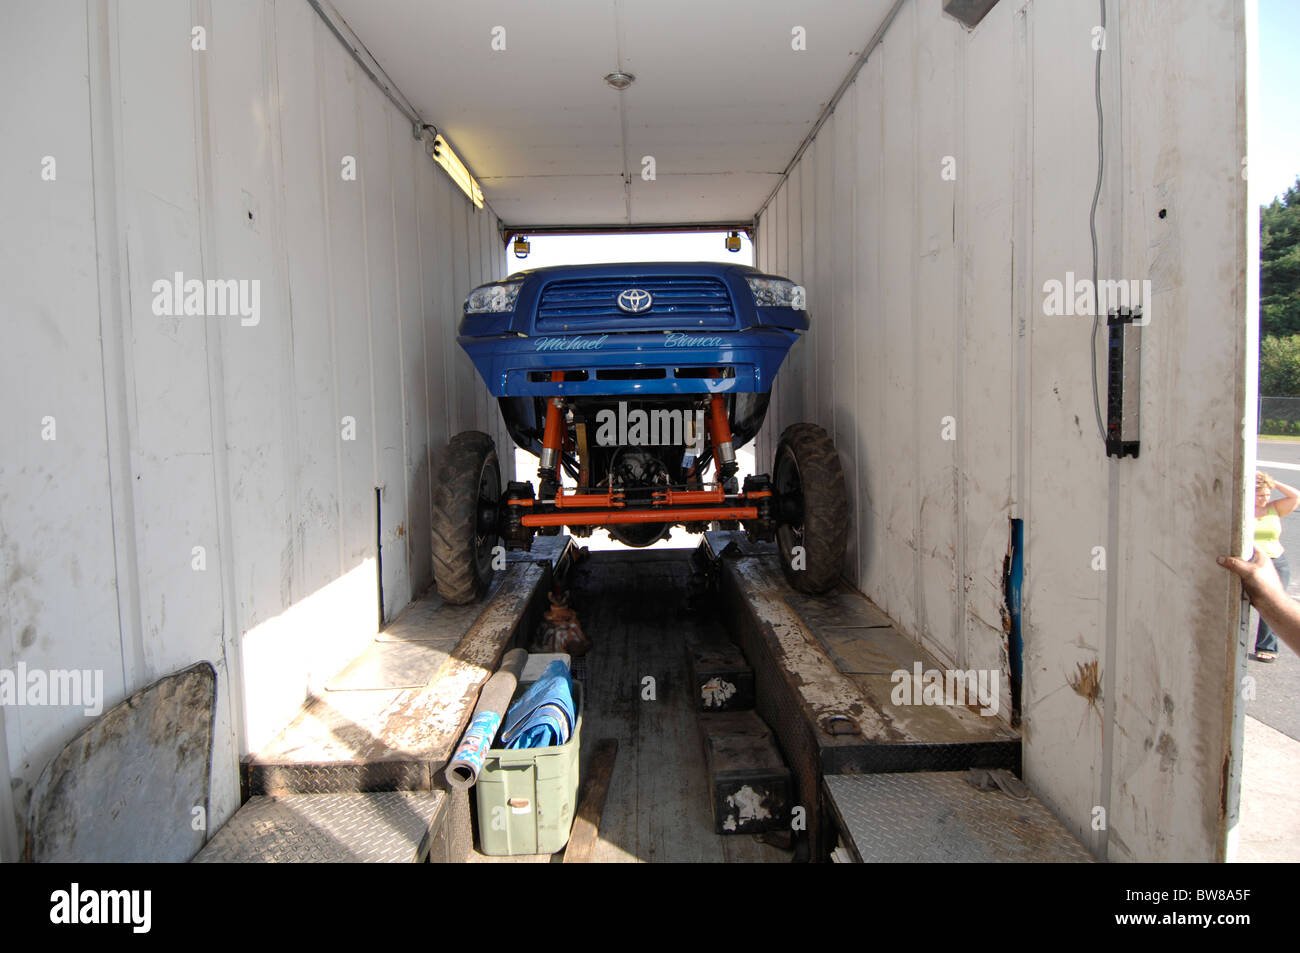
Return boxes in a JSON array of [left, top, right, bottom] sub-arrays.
[[1219, 550, 1300, 656], [1270, 479, 1300, 518]]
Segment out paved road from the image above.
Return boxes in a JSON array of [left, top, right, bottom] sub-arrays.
[[1245, 440, 1300, 741], [1256, 438, 1300, 469]]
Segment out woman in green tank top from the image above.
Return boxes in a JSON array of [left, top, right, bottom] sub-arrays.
[[1254, 471, 1300, 660]]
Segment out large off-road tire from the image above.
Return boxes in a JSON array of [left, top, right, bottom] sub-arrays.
[[432, 431, 502, 604], [773, 423, 848, 593]]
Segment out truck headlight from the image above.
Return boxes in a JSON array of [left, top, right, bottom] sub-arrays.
[[465, 281, 523, 314], [745, 276, 805, 310]]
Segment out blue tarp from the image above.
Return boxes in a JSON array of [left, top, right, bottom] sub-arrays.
[[500, 661, 576, 750]]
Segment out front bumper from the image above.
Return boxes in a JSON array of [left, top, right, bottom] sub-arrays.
[[459, 327, 801, 397]]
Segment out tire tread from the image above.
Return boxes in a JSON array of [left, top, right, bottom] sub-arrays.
[[776, 422, 849, 593], [431, 431, 499, 604]]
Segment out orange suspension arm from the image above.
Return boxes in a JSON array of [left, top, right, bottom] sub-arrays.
[[538, 370, 565, 492], [708, 394, 738, 486], [522, 505, 759, 528]]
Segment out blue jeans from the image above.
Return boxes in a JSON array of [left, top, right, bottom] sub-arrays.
[[1256, 550, 1290, 654]]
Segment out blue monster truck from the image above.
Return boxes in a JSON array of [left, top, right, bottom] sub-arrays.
[[431, 261, 848, 602]]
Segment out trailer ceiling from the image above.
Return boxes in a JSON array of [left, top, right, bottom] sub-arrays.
[[328, 0, 899, 229]]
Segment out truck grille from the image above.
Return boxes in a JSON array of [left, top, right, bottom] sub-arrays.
[[536, 276, 734, 326]]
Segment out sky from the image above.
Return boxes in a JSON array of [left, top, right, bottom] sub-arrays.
[[506, 230, 753, 274], [1256, 0, 1300, 205]]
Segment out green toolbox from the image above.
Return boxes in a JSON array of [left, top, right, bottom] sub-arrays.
[[474, 681, 583, 856]]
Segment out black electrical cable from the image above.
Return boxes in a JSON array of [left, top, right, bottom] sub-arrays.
[[1088, 0, 1108, 442], [305, 0, 423, 133]]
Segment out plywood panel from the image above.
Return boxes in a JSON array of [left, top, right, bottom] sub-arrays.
[[912, 3, 960, 664], [392, 107, 432, 597], [0, 1, 127, 861], [829, 94, 860, 584], [1103, 0, 1249, 862], [359, 92, 409, 620], [755, 0, 1245, 861], [958, 0, 1017, 692], [0, 0, 508, 855], [876, 15, 920, 637], [853, 53, 885, 600]]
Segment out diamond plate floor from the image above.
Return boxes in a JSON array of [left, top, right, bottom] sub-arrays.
[[824, 772, 1093, 863], [194, 791, 445, 863]]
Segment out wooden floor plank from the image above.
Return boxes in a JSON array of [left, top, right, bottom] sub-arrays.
[[634, 559, 720, 861], [579, 555, 643, 862], [563, 738, 619, 863], [469, 548, 788, 863], [573, 550, 786, 863]]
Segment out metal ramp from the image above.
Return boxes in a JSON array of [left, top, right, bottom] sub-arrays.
[[705, 531, 1091, 862], [823, 773, 1094, 863], [194, 791, 448, 863], [196, 539, 574, 863], [195, 531, 1092, 863]]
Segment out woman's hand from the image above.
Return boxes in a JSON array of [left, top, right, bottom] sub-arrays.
[[1271, 478, 1300, 518]]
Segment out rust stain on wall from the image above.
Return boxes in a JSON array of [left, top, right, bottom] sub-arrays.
[[1068, 659, 1103, 736]]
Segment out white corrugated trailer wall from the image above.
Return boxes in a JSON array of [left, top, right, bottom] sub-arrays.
[[753, 0, 1248, 861], [0, 0, 510, 860]]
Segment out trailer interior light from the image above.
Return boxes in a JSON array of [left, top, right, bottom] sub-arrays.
[[942, 0, 1000, 29], [603, 70, 635, 91], [430, 134, 484, 209]]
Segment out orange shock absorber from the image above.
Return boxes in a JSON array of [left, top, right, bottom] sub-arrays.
[[707, 394, 738, 489], [539, 371, 565, 495]]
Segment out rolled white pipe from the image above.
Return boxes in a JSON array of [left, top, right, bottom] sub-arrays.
[[445, 648, 528, 790]]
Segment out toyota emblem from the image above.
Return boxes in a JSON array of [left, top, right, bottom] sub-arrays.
[[616, 288, 653, 313]]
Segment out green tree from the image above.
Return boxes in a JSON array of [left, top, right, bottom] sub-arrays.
[[1262, 177, 1300, 338], [1260, 334, 1300, 396]]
